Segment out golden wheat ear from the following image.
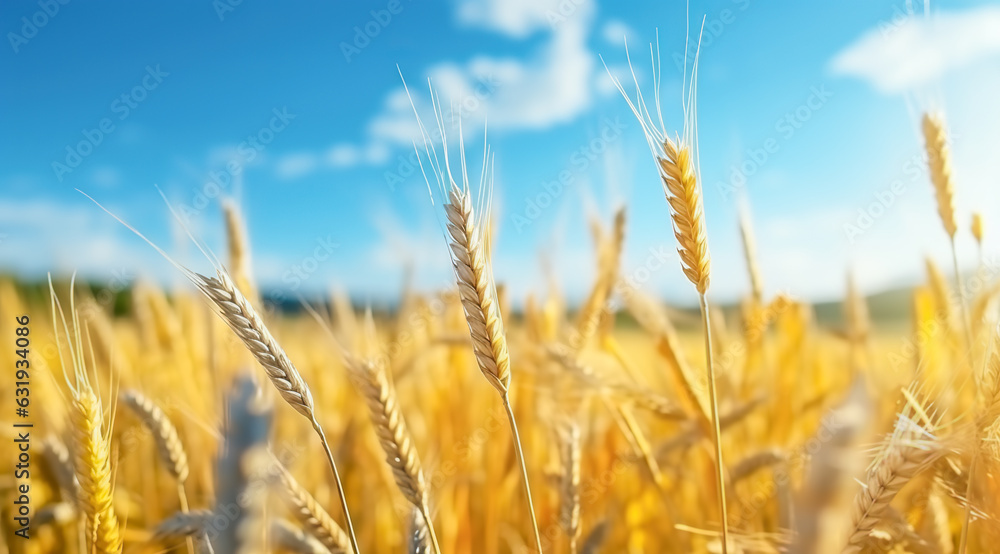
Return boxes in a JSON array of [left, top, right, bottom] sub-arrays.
[[404, 76, 543, 552], [844, 406, 941, 553], [49, 277, 123, 554], [922, 112, 957, 239], [921, 112, 974, 357], [344, 352, 441, 554], [222, 198, 257, 302], [272, 460, 353, 553], [607, 28, 732, 551]]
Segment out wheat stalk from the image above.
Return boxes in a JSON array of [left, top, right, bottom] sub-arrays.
[[443, 184, 511, 396], [194, 271, 360, 552], [273, 462, 352, 554], [344, 354, 440, 554], [120, 389, 194, 552], [270, 519, 332, 554], [83, 189, 363, 552], [574, 207, 626, 350], [923, 112, 973, 360], [69, 388, 122, 554], [739, 201, 764, 305], [843, 414, 940, 553], [558, 421, 582, 553], [120, 390, 189, 482], [223, 198, 257, 302], [595, 48, 733, 527], [441, 181, 540, 549], [406, 79, 543, 552], [922, 113, 958, 239], [50, 280, 122, 554]]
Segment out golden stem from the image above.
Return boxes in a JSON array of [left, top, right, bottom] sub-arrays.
[[314, 422, 362, 554], [420, 503, 442, 554], [951, 236, 974, 357], [502, 393, 543, 553], [700, 293, 729, 553]]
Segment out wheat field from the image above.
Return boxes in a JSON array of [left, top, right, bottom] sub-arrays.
[[2, 45, 1000, 554]]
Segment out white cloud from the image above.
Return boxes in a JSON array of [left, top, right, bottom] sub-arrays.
[[325, 144, 362, 168], [600, 19, 633, 46], [0, 199, 165, 283], [279, 0, 596, 176], [275, 153, 319, 180], [366, 1, 595, 150], [830, 6, 1000, 94], [322, 143, 390, 169], [455, 0, 576, 38]]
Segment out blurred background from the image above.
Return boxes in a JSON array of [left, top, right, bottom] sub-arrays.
[[2, 0, 999, 314]]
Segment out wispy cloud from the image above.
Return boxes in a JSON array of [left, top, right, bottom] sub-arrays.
[[829, 6, 1000, 94], [455, 0, 571, 38], [600, 19, 634, 46], [272, 0, 597, 178], [0, 198, 163, 281], [275, 153, 319, 180]]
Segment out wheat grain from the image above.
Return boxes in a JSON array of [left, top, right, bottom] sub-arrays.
[[273, 461, 352, 554], [344, 354, 441, 553], [50, 280, 123, 554], [739, 202, 764, 304], [922, 113, 957, 239], [407, 78, 543, 552], [658, 138, 712, 295], [120, 389, 189, 482], [558, 421, 582, 553], [271, 518, 335, 554], [69, 384, 122, 553], [190, 270, 314, 418], [922, 111, 974, 360], [184, 267, 360, 552], [843, 415, 940, 553], [223, 198, 256, 301], [443, 183, 511, 396], [573, 207, 626, 349]]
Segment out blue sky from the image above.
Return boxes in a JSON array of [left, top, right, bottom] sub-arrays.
[[2, 0, 999, 306]]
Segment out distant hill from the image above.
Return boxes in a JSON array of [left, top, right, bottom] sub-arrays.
[[812, 286, 913, 327]]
